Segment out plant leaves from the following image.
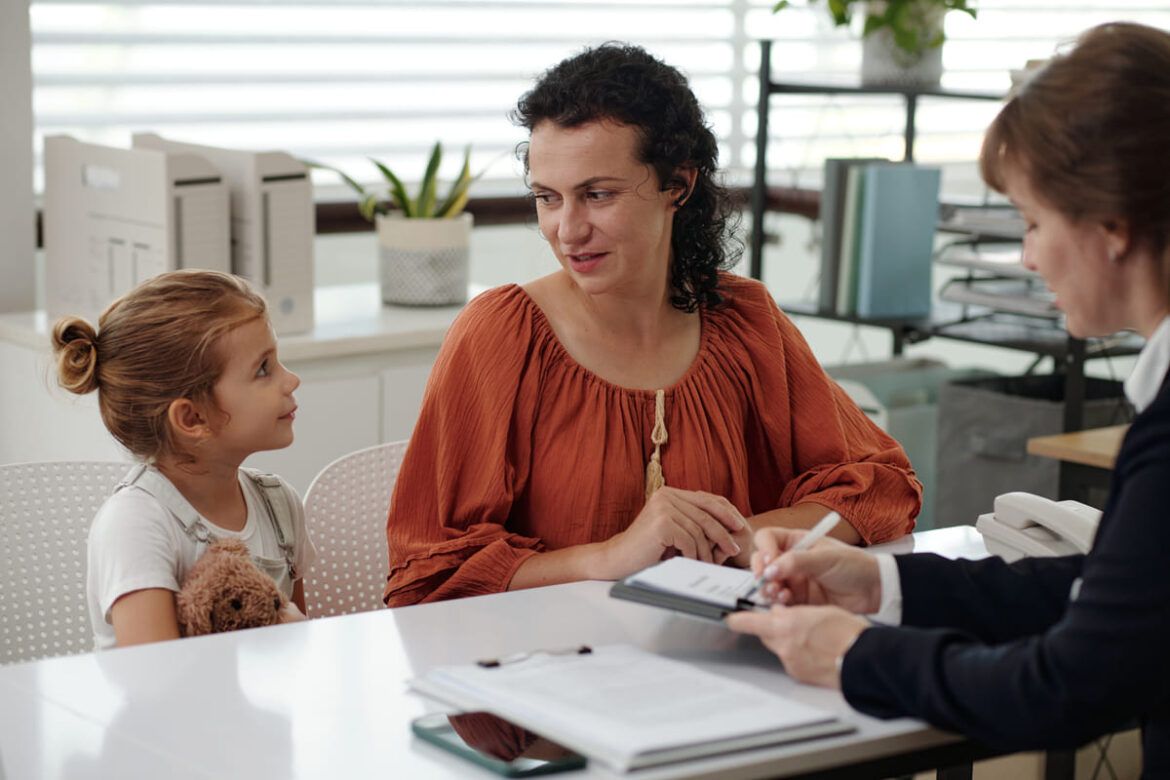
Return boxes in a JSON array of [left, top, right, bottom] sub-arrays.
[[358, 193, 381, 222], [416, 141, 443, 218], [370, 158, 414, 217], [303, 159, 384, 224], [826, 0, 851, 25], [303, 159, 368, 199], [436, 146, 473, 218]]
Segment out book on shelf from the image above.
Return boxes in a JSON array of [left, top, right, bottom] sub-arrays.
[[409, 644, 853, 772], [853, 163, 941, 319], [819, 160, 940, 318], [819, 157, 885, 314]]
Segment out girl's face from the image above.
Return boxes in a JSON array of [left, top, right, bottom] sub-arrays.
[[207, 318, 300, 460], [1003, 166, 1128, 338], [527, 119, 690, 299]]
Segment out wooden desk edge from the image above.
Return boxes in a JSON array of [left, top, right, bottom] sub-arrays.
[[1026, 424, 1128, 470]]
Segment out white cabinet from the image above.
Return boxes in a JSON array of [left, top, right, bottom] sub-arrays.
[[244, 373, 383, 495], [0, 336, 124, 463]]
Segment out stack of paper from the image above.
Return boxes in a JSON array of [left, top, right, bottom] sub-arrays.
[[610, 556, 768, 620], [411, 644, 852, 772]]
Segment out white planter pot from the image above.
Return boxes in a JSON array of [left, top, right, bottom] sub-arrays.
[[376, 212, 472, 306], [860, 6, 944, 89]]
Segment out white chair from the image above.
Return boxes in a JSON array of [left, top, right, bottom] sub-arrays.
[[0, 460, 128, 665], [302, 440, 408, 619]]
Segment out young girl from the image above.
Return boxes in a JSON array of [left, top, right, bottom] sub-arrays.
[[53, 269, 316, 649]]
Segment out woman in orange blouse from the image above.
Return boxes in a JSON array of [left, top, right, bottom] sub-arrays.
[[383, 44, 922, 608]]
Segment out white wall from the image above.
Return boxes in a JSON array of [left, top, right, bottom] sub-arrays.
[[0, 0, 35, 312]]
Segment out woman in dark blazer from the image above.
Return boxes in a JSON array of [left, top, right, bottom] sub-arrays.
[[727, 21, 1170, 776]]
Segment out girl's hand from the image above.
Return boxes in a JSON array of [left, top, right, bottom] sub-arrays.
[[726, 605, 868, 689], [279, 601, 307, 623], [598, 487, 748, 579]]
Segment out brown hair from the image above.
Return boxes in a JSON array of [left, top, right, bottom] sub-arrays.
[[980, 22, 1170, 259], [52, 270, 268, 463]]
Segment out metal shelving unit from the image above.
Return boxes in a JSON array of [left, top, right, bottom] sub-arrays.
[[747, 39, 1139, 433]]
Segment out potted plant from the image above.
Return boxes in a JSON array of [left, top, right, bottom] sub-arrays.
[[324, 143, 476, 306], [773, 0, 977, 88]]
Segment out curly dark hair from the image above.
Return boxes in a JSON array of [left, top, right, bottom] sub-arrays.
[[511, 42, 740, 312]]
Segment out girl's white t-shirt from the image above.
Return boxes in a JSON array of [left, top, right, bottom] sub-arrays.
[[86, 467, 316, 650]]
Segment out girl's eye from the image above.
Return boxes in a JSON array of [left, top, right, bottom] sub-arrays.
[[531, 192, 557, 206], [256, 360, 270, 378], [586, 190, 613, 201]]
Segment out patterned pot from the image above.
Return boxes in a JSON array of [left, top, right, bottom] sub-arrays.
[[860, 4, 944, 89], [376, 212, 472, 306]]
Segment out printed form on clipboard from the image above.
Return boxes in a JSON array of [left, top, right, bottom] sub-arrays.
[[609, 557, 771, 620], [409, 644, 854, 773]]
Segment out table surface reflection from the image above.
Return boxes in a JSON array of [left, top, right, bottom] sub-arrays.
[[0, 527, 989, 779]]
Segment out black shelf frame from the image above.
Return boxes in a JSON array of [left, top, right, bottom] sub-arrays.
[[746, 39, 1137, 437], [749, 40, 1002, 281]]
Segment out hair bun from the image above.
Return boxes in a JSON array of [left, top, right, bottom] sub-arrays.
[[52, 317, 101, 395]]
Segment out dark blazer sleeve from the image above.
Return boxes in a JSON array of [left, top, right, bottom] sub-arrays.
[[896, 552, 1083, 643], [840, 403, 1170, 752]]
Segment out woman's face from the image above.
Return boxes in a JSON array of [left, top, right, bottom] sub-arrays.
[[1003, 165, 1127, 338], [527, 120, 686, 298]]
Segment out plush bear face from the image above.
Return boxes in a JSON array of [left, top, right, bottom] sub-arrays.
[[177, 538, 286, 636], [205, 565, 284, 633]]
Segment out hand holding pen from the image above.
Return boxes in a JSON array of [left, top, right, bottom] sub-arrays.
[[747, 512, 883, 614]]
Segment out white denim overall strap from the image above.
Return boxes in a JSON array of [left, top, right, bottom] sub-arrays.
[[116, 464, 214, 544], [115, 464, 297, 593], [239, 468, 299, 582]]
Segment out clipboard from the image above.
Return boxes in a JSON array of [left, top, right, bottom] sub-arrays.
[[609, 557, 769, 620], [409, 644, 854, 773]]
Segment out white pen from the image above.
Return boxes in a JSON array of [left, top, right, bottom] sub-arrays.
[[747, 511, 842, 599]]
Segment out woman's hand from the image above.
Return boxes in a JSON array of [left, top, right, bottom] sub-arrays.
[[725, 605, 869, 689], [598, 487, 748, 579], [751, 527, 882, 614]]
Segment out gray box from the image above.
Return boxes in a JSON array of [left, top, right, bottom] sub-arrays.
[[827, 359, 995, 530], [935, 374, 1130, 527]]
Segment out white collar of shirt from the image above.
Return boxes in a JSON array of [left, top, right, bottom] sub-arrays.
[[1124, 315, 1170, 413]]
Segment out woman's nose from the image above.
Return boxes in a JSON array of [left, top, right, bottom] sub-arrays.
[[556, 201, 590, 245], [1021, 247, 1039, 274]]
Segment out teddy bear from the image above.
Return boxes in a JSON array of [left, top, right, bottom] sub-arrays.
[[176, 538, 286, 636]]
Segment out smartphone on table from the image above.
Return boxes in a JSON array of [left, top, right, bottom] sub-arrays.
[[411, 711, 586, 776]]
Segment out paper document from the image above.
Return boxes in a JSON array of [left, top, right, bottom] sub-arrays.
[[609, 557, 769, 620], [410, 644, 852, 772], [626, 557, 764, 608]]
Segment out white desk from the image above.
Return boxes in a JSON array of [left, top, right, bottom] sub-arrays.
[[0, 527, 991, 779]]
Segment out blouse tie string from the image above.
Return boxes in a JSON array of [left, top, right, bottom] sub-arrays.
[[644, 389, 668, 500]]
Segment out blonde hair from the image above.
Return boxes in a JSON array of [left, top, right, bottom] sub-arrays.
[[52, 270, 268, 462]]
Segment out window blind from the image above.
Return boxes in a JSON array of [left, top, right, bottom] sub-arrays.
[[29, 0, 744, 199], [28, 0, 1170, 201]]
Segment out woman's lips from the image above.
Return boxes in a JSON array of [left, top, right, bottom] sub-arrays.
[[568, 252, 606, 273]]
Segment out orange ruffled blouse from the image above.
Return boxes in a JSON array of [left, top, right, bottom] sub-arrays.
[[384, 273, 921, 607]]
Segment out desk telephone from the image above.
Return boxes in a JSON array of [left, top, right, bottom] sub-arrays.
[[976, 492, 1101, 561]]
